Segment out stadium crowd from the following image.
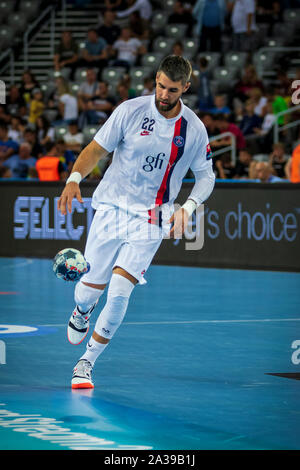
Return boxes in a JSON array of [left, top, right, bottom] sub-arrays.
[[0, 0, 300, 183]]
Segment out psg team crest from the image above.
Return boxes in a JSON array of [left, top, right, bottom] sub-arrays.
[[173, 135, 185, 147]]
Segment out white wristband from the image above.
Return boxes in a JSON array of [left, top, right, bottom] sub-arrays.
[[66, 172, 82, 185], [182, 199, 197, 218]]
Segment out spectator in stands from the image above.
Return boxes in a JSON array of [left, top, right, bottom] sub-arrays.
[[2, 142, 36, 179], [97, 10, 121, 47], [195, 57, 214, 112], [8, 116, 26, 144], [0, 105, 11, 124], [80, 28, 108, 75], [23, 127, 44, 159], [214, 114, 246, 150], [285, 143, 300, 183], [63, 120, 84, 154], [79, 80, 116, 126], [129, 11, 150, 41], [253, 99, 276, 137], [210, 95, 231, 116], [253, 161, 283, 182], [112, 27, 146, 70], [233, 65, 265, 105], [36, 115, 55, 150], [0, 165, 12, 178], [193, 0, 227, 52], [172, 41, 184, 57], [214, 153, 236, 179], [269, 142, 289, 179], [199, 112, 218, 137], [267, 85, 289, 126], [5, 85, 27, 118], [115, 80, 134, 105], [230, 0, 257, 51], [168, 1, 195, 30], [28, 88, 45, 125], [248, 87, 268, 117], [36, 142, 69, 181], [234, 147, 253, 179], [256, 0, 281, 35], [141, 77, 154, 96], [104, 0, 128, 12], [56, 77, 78, 125], [116, 0, 153, 22], [53, 31, 80, 81], [239, 99, 263, 136], [276, 69, 293, 100], [77, 68, 100, 112], [0, 121, 19, 161], [19, 70, 39, 106]]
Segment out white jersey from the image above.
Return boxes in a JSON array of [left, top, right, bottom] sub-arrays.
[[92, 94, 212, 220]]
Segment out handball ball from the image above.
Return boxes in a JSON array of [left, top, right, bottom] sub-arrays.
[[53, 248, 90, 282]]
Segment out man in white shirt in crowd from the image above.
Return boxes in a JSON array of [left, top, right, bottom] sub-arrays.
[[230, 0, 256, 51], [57, 55, 215, 389], [112, 27, 147, 70]]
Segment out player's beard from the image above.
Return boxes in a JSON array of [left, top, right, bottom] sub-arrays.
[[155, 95, 180, 113]]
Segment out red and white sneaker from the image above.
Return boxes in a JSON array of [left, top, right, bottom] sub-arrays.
[[72, 359, 94, 389], [67, 303, 97, 345]]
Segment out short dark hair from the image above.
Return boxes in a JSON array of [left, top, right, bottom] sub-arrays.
[[157, 55, 192, 85]]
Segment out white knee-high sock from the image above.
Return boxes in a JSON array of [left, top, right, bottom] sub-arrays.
[[80, 274, 135, 365]]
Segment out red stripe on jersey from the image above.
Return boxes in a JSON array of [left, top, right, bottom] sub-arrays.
[[154, 117, 182, 207]]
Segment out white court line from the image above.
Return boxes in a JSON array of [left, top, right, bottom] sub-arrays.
[[38, 318, 300, 327]]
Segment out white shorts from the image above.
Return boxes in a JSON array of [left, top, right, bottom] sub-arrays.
[[81, 205, 169, 285]]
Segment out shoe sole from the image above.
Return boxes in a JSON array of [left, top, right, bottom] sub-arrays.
[[67, 324, 89, 346], [71, 382, 94, 389]]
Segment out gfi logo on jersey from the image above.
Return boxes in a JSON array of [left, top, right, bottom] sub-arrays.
[[143, 153, 166, 172]]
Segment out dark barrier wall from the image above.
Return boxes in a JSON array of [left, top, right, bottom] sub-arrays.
[[0, 181, 299, 271]]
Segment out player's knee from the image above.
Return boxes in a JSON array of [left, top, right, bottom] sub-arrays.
[[74, 281, 104, 312]]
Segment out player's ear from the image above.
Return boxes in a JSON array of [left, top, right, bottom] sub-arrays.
[[183, 81, 191, 94]]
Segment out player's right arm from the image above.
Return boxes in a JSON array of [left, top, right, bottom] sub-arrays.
[[57, 140, 109, 215]]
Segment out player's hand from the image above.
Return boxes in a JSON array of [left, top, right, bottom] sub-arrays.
[[168, 207, 189, 239], [57, 182, 83, 215]]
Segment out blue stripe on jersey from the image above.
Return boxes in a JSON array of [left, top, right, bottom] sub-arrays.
[[162, 116, 187, 204]]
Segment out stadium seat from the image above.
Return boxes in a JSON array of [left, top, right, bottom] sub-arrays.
[[212, 67, 237, 91], [130, 78, 145, 95], [0, 0, 16, 19], [0, 25, 14, 49], [19, 0, 41, 21], [184, 39, 198, 60], [198, 52, 221, 74], [130, 66, 153, 82], [101, 66, 126, 84], [283, 9, 300, 26], [7, 13, 28, 34], [55, 125, 68, 140], [252, 51, 276, 74], [182, 94, 198, 110], [165, 23, 187, 40], [83, 125, 100, 145], [70, 82, 81, 95], [48, 68, 71, 81], [74, 68, 88, 83], [152, 37, 174, 55], [264, 38, 285, 48], [224, 52, 247, 71], [163, 0, 176, 12], [151, 11, 168, 34], [40, 83, 56, 100], [141, 53, 164, 71]]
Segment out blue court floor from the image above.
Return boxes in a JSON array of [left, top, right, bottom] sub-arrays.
[[0, 257, 300, 450]]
